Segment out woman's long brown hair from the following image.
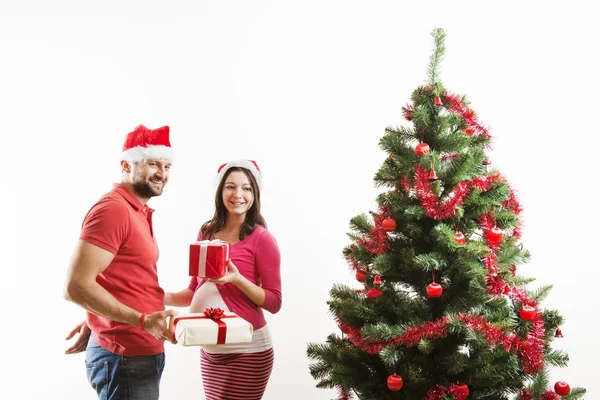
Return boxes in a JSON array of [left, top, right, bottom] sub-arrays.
[[200, 167, 267, 241]]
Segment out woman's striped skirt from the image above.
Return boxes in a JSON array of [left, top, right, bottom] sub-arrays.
[[200, 348, 274, 399]]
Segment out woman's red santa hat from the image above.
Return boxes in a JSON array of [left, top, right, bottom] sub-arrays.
[[217, 159, 262, 190], [121, 125, 175, 163]]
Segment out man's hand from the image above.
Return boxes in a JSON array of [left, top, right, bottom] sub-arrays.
[[65, 321, 90, 354], [143, 310, 179, 344]]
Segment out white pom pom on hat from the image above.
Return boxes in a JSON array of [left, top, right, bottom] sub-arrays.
[[216, 159, 262, 190]]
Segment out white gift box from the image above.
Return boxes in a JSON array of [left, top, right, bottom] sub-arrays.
[[169, 310, 254, 346]]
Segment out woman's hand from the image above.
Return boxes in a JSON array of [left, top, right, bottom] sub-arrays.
[[206, 260, 241, 285], [209, 259, 266, 307]]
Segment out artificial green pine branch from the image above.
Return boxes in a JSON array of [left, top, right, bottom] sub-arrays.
[[427, 28, 446, 88]]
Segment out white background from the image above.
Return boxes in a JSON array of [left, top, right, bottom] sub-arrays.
[[1, 1, 598, 399]]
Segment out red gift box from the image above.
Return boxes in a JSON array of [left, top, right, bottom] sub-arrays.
[[189, 240, 230, 279]]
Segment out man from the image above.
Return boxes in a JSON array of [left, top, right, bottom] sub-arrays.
[[64, 124, 178, 399]]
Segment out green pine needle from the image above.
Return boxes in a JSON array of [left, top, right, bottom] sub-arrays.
[[427, 28, 447, 87]]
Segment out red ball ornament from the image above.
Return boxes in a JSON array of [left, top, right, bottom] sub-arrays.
[[355, 269, 367, 283], [519, 305, 536, 321], [454, 231, 466, 245], [434, 96, 443, 106], [387, 374, 403, 391], [367, 288, 383, 299], [483, 158, 492, 165], [487, 226, 503, 243], [415, 142, 431, 156], [382, 218, 396, 232], [455, 383, 469, 396], [465, 127, 475, 135], [427, 283, 442, 298], [554, 381, 571, 396]]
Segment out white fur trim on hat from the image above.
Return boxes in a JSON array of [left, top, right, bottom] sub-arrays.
[[216, 159, 262, 189], [121, 145, 175, 163]]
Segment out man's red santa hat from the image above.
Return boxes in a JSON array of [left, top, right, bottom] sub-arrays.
[[217, 159, 262, 190], [121, 125, 174, 163]]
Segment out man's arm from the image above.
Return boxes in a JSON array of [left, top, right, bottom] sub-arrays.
[[63, 240, 176, 343], [164, 288, 194, 307]]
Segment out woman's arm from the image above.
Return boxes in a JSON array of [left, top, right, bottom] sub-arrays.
[[208, 260, 267, 307], [207, 231, 282, 313], [252, 231, 282, 313]]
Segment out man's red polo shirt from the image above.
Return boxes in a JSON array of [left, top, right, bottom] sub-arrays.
[[80, 183, 165, 356]]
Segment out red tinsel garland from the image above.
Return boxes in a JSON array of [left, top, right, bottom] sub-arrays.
[[440, 153, 460, 162], [520, 316, 546, 374], [336, 385, 353, 400], [424, 383, 470, 400], [478, 212, 494, 231], [337, 317, 450, 355], [500, 177, 523, 240], [482, 252, 508, 295], [459, 314, 544, 374], [519, 388, 533, 400], [508, 285, 536, 307], [518, 388, 561, 400], [361, 206, 391, 255], [345, 244, 360, 271], [402, 104, 414, 121], [443, 92, 492, 139], [541, 391, 561, 400], [479, 212, 503, 252], [414, 165, 501, 220], [338, 311, 544, 375], [476, 183, 545, 375], [483, 258, 535, 306], [479, 252, 545, 374], [400, 175, 411, 193]]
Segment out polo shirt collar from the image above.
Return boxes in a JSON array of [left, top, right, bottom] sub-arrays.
[[112, 183, 154, 213]]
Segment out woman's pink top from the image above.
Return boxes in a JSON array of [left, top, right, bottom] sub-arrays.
[[188, 226, 282, 330]]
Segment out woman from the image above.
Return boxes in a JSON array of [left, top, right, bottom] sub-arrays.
[[165, 159, 282, 400]]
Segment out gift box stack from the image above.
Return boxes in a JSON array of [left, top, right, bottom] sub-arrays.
[[170, 307, 254, 346], [179, 240, 252, 346], [189, 240, 230, 279]]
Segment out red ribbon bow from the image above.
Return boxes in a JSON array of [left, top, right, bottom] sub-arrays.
[[203, 307, 225, 320], [172, 307, 235, 344]]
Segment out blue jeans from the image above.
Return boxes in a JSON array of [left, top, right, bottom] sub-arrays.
[[85, 335, 165, 400]]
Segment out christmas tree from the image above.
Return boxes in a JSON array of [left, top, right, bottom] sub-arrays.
[[307, 28, 585, 400]]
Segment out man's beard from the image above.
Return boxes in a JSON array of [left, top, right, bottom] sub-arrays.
[[132, 179, 164, 198]]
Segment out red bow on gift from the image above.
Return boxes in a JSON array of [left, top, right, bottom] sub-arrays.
[[204, 307, 225, 320]]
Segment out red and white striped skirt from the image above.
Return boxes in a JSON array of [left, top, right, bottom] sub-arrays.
[[200, 348, 275, 400]]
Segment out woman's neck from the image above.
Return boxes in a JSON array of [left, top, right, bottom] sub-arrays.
[[222, 214, 245, 233]]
